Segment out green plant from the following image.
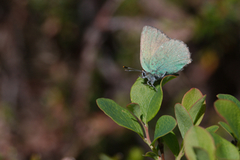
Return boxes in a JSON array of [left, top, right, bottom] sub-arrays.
[[96, 76, 240, 160]]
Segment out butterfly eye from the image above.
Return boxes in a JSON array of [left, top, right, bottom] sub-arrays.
[[142, 71, 146, 77]]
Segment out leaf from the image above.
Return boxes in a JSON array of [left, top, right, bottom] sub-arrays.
[[126, 103, 141, 120], [144, 152, 159, 160], [184, 126, 215, 160], [182, 88, 203, 111], [217, 94, 240, 110], [181, 88, 206, 125], [214, 99, 240, 141], [189, 95, 206, 125], [206, 125, 219, 133], [130, 75, 176, 123], [218, 121, 234, 137], [96, 98, 143, 137], [162, 132, 180, 157], [210, 132, 240, 160], [152, 115, 177, 144], [193, 147, 210, 160], [175, 103, 193, 138]]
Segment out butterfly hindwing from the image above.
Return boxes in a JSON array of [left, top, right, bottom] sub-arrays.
[[149, 39, 191, 75]]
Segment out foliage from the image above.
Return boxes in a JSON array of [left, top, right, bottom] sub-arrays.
[[2, 0, 240, 159], [97, 76, 240, 160]]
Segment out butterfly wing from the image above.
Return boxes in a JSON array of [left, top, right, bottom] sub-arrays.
[[150, 39, 191, 75], [140, 26, 170, 72]]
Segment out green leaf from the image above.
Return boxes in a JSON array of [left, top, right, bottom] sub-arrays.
[[144, 152, 159, 160], [206, 125, 219, 133], [126, 103, 141, 120], [193, 147, 210, 160], [182, 88, 203, 111], [96, 98, 143, 137], [189, 95, 206, 125], [162, 132, 180, 157], [152, 115, 177, 144], [210, 132, 240, 160], [217, 94, 240, 110], [214, 99, 240, 141], [218, 121, 234, 137], [184, 126, 215, 160], [180, 88, 206, 125], [175, 103, 193, 138], [130, 75, 175, 123]]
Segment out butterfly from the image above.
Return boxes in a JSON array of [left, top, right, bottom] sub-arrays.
[[124, 26, 192, 90]]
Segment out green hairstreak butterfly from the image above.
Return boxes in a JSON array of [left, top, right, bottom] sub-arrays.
[[124, 26, 192, 90]]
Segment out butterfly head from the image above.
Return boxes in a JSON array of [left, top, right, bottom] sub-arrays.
[[124, 66, 164, 90], [141, 70, 164, 90]]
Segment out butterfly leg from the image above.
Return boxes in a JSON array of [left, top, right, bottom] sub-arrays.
[[147, 80, 151, 87], [151, 82, 157, 91], [147, 80, 157, 91], [161, 72, 167, 78]]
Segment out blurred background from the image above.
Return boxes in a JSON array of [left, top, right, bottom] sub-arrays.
[[0, 0, 240, 159]]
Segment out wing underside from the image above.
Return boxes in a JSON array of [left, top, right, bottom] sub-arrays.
[[140, 26, 170, 72], [150, 40, 191, 75]]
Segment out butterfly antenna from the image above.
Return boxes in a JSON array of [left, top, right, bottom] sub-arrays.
[[123, 66, 142, 72]]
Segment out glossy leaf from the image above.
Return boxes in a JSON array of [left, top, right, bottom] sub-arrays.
[[175, 103, 193, 138], [130, 75, 175, 123], [184, 126, 215, 160], [96, 98, 143, 137], [214, 99, 240, 141], [152, 115, 177, 144]]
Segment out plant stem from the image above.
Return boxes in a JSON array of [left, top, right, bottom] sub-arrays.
[[176, 147, 184, 160], [158, 138, 165, 160], [142, 123, 164, 160], [161, 153, 164, 160], [143, 124, 152, 146]]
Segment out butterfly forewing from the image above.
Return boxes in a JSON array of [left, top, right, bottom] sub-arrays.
[[140, 26, 170, 72], [149, 40, 191, 75]]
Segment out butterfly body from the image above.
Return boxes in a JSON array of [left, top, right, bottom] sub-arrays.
[[124, 26, 192, 90], [141, 70, 165, 88]]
